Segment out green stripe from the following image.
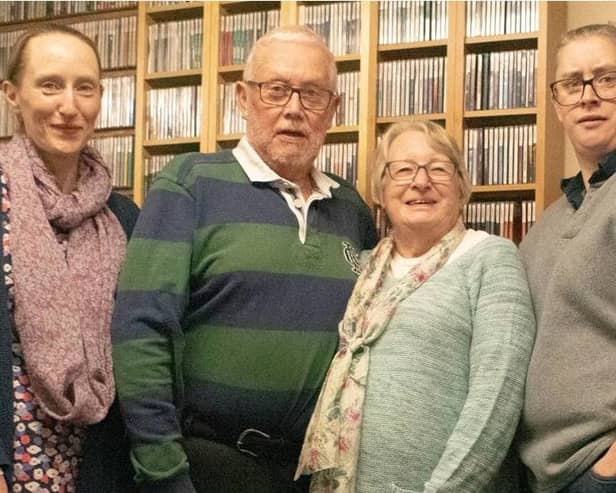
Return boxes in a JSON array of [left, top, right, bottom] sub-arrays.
[[119, 238, 191, 293], [132, 442, 188, 483], [183, 161, 248, 187], [183, 325, 337, 392], [157, 154, 248, 188], [193, 223, 357, 280], [149, 176, 194, 196], [114, 336, 174, 399]]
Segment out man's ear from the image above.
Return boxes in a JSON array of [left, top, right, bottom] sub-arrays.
[[235, 80, 249, 119], [2, 80, 19, 111], [325, 94, 341, 129], [552, 97, 564, 124]]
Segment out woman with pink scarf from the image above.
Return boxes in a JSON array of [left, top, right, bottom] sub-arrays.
[[0, 24, 138, 493]]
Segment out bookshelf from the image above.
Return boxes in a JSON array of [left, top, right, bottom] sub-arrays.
[[0, 1, 138, 193], [132, 1, 567, 243], [451, 1, 567, 241], [0, 1, 567, 242]]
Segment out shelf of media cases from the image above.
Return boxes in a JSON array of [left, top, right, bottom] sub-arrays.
[[0, 5, 137, 30]]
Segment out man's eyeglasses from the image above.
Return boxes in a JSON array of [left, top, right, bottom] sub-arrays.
[[244, 80, 336, 111], [550, 71, 616, 106], [385, 160, 456, 183]]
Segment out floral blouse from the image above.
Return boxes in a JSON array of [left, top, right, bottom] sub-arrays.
[[2, 173, 84, 493]]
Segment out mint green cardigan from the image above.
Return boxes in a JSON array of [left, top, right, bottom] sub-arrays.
[[355, 235, 535, 493]]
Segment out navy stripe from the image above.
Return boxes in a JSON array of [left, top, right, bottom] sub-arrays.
[[133, 187, 195, 243], [112, 290, 186, 343], [194, 178, 297, 228], [185, 272, 354, 331], [183, 378, 321, 444], [306, 195, 378, 245], [190, 175, 376, 245], [120, 394, 182, 442]]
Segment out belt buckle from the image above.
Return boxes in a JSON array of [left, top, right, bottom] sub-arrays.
[[236, 428, 271, 457]]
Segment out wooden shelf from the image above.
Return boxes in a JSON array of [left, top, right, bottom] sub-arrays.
[[219, 64, 244, 75], [102, 67, 137, 78], [329, 125, 359, 135], [94, 127, 135, 138], [220, 1, 280, 15], [326, 126, 360, 144], [146, 69, 202, 88], [378, 40, 448, 60], [216, 133, 242, 143], [335, 54, 361, 72], [464, 108, 537, 119], [144, 137, 200, 155], [473, 183, 536, 193], [145, 2, 203, 21], [465, 32, 539, 51], [218, 65, 244, 82], [377, 114, 447, 127]]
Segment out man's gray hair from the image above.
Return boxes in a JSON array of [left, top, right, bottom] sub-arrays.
[[243, 25, 337, 89]]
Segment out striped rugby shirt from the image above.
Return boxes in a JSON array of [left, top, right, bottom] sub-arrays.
[[112, 147, 376, 487]]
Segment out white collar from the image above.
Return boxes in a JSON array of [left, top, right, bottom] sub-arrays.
[[232, 136, 340, 196]]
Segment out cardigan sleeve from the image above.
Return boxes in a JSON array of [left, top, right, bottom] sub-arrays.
[[419, 241, 536, 493], [111, 157, 197, 493]]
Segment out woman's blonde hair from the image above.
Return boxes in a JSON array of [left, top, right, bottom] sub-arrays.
[[371, 119, 471, 211], [5, 23, 101, 84]]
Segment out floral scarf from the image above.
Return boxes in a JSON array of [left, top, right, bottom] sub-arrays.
[[295, 220, 466, 492], [1, 134, 126, 425]]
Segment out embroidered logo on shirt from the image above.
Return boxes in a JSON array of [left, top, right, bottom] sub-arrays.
[[342, 241, 361, 275]]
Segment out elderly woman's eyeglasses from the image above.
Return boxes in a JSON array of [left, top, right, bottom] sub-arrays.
[[550, 71, 616, 106], [244, 80, 336, 111], [385, 160, 456, 183]]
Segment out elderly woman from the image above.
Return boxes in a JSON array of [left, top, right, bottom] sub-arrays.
[[296, 120, 535, 492], [0, 24, 138, 493]]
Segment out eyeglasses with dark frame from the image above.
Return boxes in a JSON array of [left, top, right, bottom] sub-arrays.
[[385, 160, 456, 183], [550, 71, 616, 106], [244, 80, 336, 111]]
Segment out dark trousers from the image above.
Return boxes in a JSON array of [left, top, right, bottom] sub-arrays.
[[559, 468, 616, 493], [183, 436, 310, 493]]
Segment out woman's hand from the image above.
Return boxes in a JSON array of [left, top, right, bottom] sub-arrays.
[[592, 441, 616, 477], [0, 474, 8, 493]]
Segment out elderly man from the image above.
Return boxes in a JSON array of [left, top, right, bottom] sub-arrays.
[[112, 26, 376, 493], [519, 24, 616, 493]]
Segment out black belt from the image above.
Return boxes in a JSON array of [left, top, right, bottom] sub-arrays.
[[182, 415, 302, 464]]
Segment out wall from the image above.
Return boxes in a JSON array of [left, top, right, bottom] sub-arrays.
[[562, 1, 616, 176]]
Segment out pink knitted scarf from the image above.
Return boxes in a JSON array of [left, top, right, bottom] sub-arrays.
[[2, 134, 126, 425]]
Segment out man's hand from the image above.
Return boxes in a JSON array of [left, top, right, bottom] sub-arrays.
[[593, 441, 616, 477], [0, 474, 8, 493]]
